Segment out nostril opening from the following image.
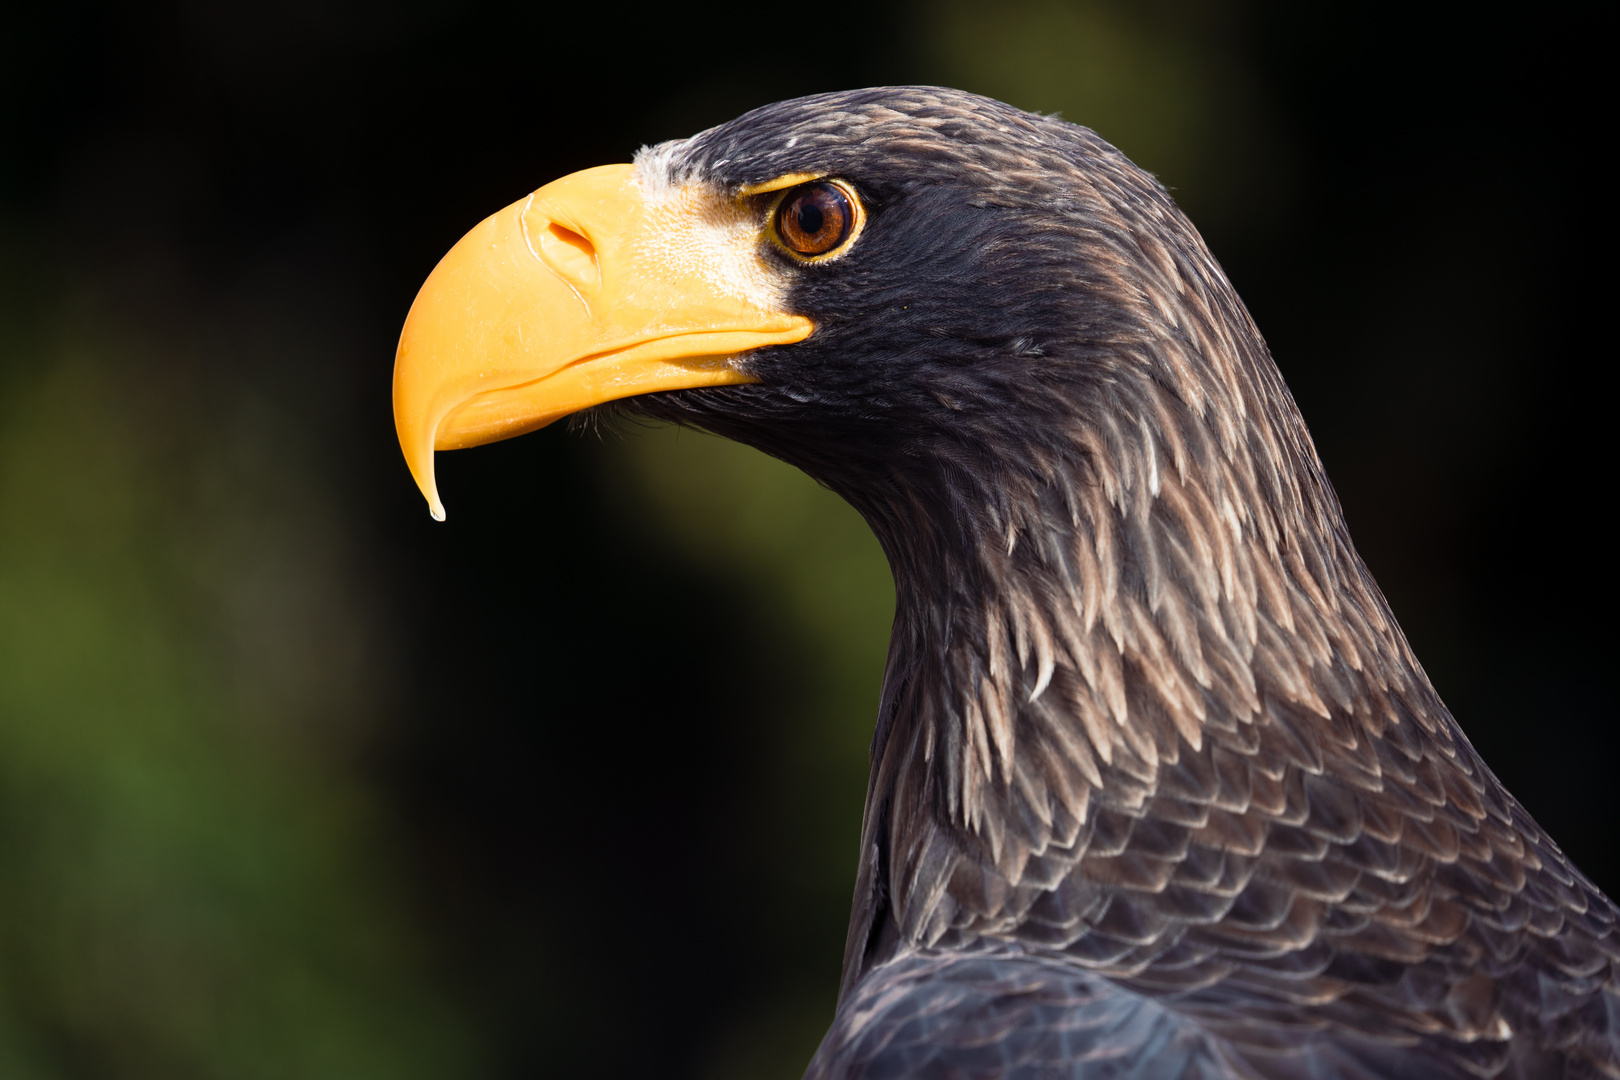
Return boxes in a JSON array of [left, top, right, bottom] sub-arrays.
[[538, 222, 599, 287], [547, 223, 593, 256]]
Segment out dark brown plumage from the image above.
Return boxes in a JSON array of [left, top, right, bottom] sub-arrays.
[[611, 88, 1620, 1079]]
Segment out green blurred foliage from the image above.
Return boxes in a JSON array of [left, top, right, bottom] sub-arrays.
[[0, 298, 472, 1076], [599, 425, 892, 1078]]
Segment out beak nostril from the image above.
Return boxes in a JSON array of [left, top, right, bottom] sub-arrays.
[[539, 222, 599, 288]]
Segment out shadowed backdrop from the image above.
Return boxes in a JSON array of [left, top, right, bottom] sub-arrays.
[[0, 2, 1608, 1077]]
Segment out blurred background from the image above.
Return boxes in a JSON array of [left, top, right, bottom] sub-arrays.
[[0, 2, 1609, 1077]]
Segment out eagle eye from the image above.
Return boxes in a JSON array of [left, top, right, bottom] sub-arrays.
[[774, 181, 857, 259]]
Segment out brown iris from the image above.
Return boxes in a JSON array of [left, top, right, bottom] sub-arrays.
[[775, 181, 856, 257]]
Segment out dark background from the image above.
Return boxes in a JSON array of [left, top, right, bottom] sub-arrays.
[[0, 2, 1610, 1078]]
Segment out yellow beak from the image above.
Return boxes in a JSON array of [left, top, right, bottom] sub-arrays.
[[392, 163, 813, 519]]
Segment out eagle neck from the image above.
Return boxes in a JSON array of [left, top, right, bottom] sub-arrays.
[[841, 336, 1438, 979]]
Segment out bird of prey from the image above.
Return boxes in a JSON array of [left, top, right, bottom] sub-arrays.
[[392, 88, 1619, 1079]]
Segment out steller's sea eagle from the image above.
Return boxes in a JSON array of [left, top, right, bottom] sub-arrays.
[[391, 87, 1620, 1079]]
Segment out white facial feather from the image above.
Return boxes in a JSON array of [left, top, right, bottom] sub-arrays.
[[631, 141, 789, 319]]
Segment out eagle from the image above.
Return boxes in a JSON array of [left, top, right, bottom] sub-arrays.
[[391, 88, 1619, 1079]]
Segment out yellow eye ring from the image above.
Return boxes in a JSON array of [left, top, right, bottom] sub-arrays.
[[768, 179, 864, 263]]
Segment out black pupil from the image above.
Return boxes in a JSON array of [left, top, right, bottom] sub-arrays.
[[796, 200, 825, 235]]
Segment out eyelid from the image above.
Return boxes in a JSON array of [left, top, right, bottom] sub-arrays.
[[740, 172, 824, 197]]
